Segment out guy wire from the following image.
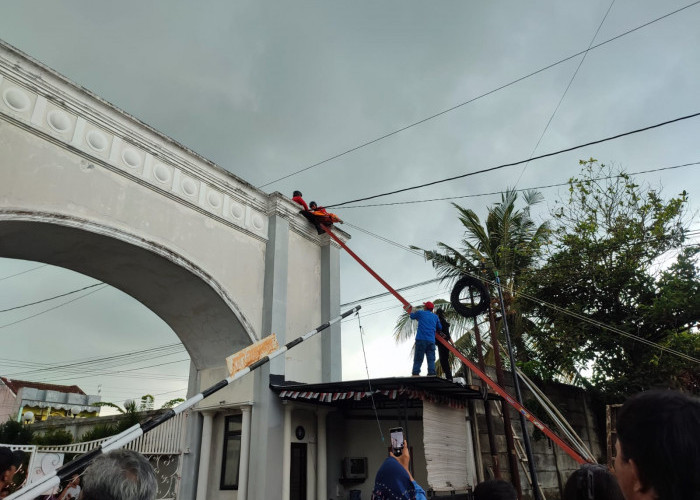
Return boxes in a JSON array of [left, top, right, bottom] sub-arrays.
[[357, 310, 385, 444]]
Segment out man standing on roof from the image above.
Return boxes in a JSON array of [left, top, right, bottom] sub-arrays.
[[409, 301, 442, 377]]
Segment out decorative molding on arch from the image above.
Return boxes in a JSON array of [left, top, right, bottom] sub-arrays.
[[0, 209, 259, 345], [0, 43, 268, 243]]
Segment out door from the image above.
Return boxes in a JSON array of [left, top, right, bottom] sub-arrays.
[[290, 443, 307, 500]]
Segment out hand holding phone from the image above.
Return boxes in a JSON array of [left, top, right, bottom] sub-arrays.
[[389, 427, 405, 456]]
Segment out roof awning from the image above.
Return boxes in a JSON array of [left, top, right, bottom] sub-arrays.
[[270, 375, 501, 410]]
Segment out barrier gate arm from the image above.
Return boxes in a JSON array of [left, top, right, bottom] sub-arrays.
[[321, 224, 587, 465]]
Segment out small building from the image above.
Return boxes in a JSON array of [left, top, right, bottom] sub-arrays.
[[192, 373, 501, 500], [0, 377, 101, 422]]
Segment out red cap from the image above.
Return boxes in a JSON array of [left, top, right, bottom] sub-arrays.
[[423, 301, 434, 310]]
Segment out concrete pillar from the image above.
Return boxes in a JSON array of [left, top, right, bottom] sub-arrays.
[[249, 365, 284, 500], [262, 214, 289, 374], [321, 242, 341, 382], [196, 411, 216, 500], [238, 406, 252, 500], [180, 362, 203, 500], [316, 408, 328, 500], [282, 403, 292, 500], [249, 212, 289, 500]]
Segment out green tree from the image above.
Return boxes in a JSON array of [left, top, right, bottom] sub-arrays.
[[32, 428, 73, 446], [524, 160, 699, 395], [161, 398, 185, 409], [0, 420, 33, 444], [397, 189, 550, 368]]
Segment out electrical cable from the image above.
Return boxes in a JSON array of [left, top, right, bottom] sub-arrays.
[[338, 161, 700, 209], [344, 221, 700, 364], [341, 277, 441, 307], [324, 111, 700, 208], [0, 264, 48, 282], [40, 358, 191, 384], [0, 285, 109, 330], [257, 1, 700, 189], [0, 343, 184, 376], [0, 283, 103, 313], [515, 0, 616, 186], [356, 311, 385, 445], [6, 349, 188, 380]]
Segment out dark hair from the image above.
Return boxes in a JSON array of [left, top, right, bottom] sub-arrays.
[[473, 479, 517, 500], [293, 190, 302, 197], [0, 447, 13, 475], [563, 464, 624, 500], [616, 390, 700, 500], [309, 201, 317, 208]]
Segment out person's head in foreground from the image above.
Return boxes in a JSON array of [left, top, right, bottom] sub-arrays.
[[614, 390, 700, 500], [563, 463, 624, 500], [473, 479, 517, 500], [80, 449, 157, 500], [371, 440, 425, 500]]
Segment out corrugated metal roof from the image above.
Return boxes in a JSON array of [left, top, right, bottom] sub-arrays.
[[270, 375, 500, 409]]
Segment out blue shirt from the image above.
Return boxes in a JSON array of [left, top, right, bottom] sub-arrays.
[[409, 310, 442, 342]]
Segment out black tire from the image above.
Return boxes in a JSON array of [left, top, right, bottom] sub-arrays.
[[450, 275, 490, 318]]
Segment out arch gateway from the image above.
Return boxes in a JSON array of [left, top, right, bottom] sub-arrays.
[[0, 40, 343, 500]]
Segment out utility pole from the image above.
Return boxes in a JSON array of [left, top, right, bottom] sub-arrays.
[[495, 273, 542, 500]]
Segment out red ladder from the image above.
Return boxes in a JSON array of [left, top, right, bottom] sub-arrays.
[[321, 223, 587, 465]]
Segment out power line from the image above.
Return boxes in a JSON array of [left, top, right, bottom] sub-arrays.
[[0, 285, 109, 330], [341, 277, 441, 307], [515, 0, 616, 186], [338, 161, 700, 209], [4, 349, 186, 380], [0, 264, 48, 282], [0, 282, 103, 313], [1, 343, 185, 377], [257, 1, 700, 189], [324, 111, 700, 208], [343, 222, 700, 364], [39, 358, 191, 384]]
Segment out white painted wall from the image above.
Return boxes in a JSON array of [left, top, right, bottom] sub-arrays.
[[331, 416, 427, 500], [0, 384, 16, 422], [285, 231, 323, 383], [0, 40, 349, 500]]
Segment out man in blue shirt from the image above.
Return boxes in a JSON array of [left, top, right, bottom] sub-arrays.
[[409, 301, 442, 376]]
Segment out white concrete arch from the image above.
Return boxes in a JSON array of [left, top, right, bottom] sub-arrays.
[[0, 38, 345, 500], [0, 212, 257, 371]]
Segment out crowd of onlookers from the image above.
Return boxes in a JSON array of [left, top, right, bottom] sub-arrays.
[[0, 449, 156, 500], [371, 389, 700, 500]]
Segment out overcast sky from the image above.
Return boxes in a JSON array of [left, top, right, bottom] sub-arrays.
[[1, 0, 699, 412]]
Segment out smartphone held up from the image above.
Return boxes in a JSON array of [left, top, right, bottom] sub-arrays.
[[389, 427, 404, 456]]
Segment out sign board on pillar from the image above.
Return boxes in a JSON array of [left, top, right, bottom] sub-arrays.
[[226, 334, 279, 376]]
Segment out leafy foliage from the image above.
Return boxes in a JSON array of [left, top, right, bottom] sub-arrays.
[[161, 398, 185, 409], [79, 423, 118, 442], [401, 189, 550, 368], [32, 428, 73, 446], [523, 160, 699, 395], [0, 419, 32, 444]]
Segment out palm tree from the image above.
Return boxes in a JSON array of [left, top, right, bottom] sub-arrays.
[[395, 189, 550, 369]]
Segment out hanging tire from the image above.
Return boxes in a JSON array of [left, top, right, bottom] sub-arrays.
[[450, 275, 490, 318]]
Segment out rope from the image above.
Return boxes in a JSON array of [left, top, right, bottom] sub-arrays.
[[357, 311, 385, 445]]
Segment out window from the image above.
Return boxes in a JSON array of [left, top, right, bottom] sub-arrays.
[[220, 414, 242, 490]]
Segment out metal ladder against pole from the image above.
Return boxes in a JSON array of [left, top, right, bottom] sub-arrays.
[[320, 223, 588, 466], [497, 346, 597, 464], [494, 402, 548, 500]]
